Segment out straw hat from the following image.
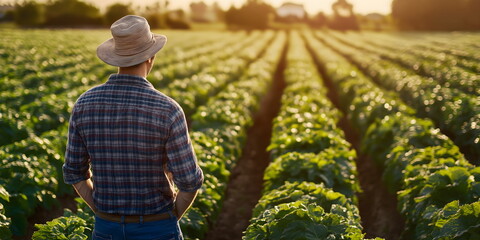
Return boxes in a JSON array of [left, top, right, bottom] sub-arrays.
[[97, 15, 167, 67]]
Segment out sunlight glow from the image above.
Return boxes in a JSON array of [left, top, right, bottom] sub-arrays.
[[0, 0, 393, 15]]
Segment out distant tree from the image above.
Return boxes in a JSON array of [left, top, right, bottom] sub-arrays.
[[225, 6, 240, 27], [212, 2, 225, 22], [309, 12, 327, 29], [190, 1, 221, 22], [166, 9, 190, 29], [225, 0, 274, 29], [392, 0, 480, 31], [44, 0, 102, 27], [467, 0, 480, 29], [391, 0, 419, 30], [357, 13, 387, 31], [142, 1, 168, 29], [145, 13, 166, 29], [14, 1, 44, 26], [242, 0, 274, 29], [1, 9, 15, 22], [329, 0, 359, 30], [105, 3, 133, 26]]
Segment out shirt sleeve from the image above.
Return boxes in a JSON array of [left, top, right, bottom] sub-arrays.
[[165, 106, 204, 192], [63, 111, 91, 184]]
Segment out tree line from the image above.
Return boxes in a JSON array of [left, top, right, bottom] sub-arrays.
[[7, 0, 477, 31], [5, 0, 362, 30], [7, 0, 189, 29], [224, 0, 360, 30], [392, 0, 480, 31]]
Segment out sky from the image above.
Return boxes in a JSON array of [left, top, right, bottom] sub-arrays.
[[1, 0, 393, 15]]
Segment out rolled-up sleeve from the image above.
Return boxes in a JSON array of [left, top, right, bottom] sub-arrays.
[[166, 106, 204, 192], [63, 112, 91, 184]]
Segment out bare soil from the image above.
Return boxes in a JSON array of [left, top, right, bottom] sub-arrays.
[[338, 117, 405, 240], [13, 194, 77, 240]]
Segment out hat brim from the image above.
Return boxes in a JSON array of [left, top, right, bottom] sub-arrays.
[[96, 34, 167, 67]]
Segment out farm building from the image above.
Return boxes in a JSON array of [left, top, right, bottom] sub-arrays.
[[276, 2, 306, 19]]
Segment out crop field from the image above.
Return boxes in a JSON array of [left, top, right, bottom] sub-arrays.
[[0, 28, 479, 240]]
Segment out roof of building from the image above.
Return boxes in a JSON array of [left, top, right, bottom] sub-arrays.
[[279, 2, 305, 8]]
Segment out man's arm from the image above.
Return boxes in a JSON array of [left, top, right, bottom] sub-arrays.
[[73, 179, 97, 213], [174, 190, 198, 220], [165, 106, 204, 219], [64, 109, 96, 212]]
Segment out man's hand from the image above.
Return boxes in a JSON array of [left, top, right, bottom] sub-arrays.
[[73, 179, 97, 213], [174, 190, 198, 220]]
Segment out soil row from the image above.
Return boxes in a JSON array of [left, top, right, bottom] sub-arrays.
[[204, 33, 288, 240], [302, 32, 405, 239]]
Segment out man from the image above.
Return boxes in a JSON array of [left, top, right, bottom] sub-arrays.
[[62, 15, 204, 240]]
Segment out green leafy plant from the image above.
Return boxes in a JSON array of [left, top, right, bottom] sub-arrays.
[[362, 113, 455, 165], [425, 201, 480, 240], [303, 30, 480, 239], [244, 200, 365, 240], [179, 207, 207, 240], [398, 166, 480, 236], [245, 32, 367, 239], [253, 182, 359, 221], [383, 144, 468, 192], [32, 216, 89, 240], [32, 198, 95, 240], [0, 202, 12, 240], [268, 129, 349, 160], [263, 149, 359, 200]]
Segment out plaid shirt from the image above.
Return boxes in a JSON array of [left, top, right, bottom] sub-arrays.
[[63, 74, 203, 215]]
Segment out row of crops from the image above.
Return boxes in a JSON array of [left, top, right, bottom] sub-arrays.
[[244, 32, 377, 240], [303, 31, 480, 240], [1, 28, 479, 240], [32, 30, 286, 239], [0, 29, 276, 239], [314, 31, 480, 164]]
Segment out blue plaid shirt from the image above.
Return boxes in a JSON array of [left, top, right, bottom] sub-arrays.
[[63, 74, 203, 215]]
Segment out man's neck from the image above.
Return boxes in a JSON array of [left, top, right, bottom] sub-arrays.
[[118, 66, 147, 78]]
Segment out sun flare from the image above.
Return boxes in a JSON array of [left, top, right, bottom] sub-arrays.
[[0, 0, 392, 14]]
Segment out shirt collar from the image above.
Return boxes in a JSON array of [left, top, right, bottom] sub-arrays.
[[106, 74, 154, 89]]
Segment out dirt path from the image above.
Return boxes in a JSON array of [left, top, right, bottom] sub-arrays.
[[302, 33, 405, 240], [204, 36, 288, 240], [338, 117, 405, 240]]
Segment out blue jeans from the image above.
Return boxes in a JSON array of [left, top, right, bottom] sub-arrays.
[[92, 211, 183, 240]]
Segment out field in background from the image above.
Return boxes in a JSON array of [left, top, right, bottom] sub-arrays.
[[0, 28, 479, 240]]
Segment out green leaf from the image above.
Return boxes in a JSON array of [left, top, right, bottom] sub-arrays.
[[32, 216, 88, 240], [263, 149, 359, 200], [431, 201, 480, 240], [0, 187, 9, 202], [245, 200, 363, 240]]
